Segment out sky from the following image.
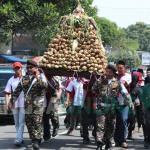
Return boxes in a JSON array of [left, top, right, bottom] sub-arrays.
[[92, 0, 150, 28]]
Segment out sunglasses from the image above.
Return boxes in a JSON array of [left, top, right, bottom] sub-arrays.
[[26, 66, 34, 69]]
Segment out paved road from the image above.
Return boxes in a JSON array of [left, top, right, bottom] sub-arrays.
[[0, 113, 146, 150]]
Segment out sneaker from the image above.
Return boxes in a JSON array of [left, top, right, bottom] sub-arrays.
[[75, 125, 81, 130], [127, 135, 134, 140], [83, 138, 90, 144], [14, 141, 21, 147], [26, 140, 34, 148], [111, 139, 115, 147], [21, 140, 24, 144]]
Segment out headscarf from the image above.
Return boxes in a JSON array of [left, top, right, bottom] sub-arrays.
[[132, 71, 142, 85]]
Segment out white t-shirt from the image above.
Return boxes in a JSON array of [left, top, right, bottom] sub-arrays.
[[66, 78, 83, 106], [118, 73, 131, 105], [119, 73, 131, 85], [4, 76, 24, 108]]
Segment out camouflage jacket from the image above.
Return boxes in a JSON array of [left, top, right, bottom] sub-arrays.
[[10, 74, 48, 104], [92, 77, 133, 114]]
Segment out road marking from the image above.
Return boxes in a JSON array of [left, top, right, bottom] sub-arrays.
[[18, 130, 68, 150], [59, 116, 66, 119]]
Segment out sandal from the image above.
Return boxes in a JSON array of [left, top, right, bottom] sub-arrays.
[[132, 130, 135, 135], [122, 142, 128, 148]]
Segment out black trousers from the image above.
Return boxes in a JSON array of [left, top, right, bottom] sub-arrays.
[[136, 105, 142, 128], [128, 113, 136, 136], [43, 107, 59, 140], [43, 107, 51, 140], [81, 107, 96, 140]]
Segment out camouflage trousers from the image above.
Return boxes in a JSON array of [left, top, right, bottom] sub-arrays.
[[81, 108, 96, 140], [49, 110, 59, 128], [25, 102, 43, 140], [96, 113, 116, 144]]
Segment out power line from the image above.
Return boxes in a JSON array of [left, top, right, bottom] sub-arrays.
[[98, 7, 150, 10]]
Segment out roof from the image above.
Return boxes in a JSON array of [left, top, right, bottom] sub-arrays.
[[12, 35, 45, 51], [0, 54, 26, 64]]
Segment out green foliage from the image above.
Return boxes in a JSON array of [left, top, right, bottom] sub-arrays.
[[112, 28, 127, 50], [0, 0, 58, 43], [94, 17, 139, 52], [125, 38, 139, 52], [0, 0, 141, 54], [126, 22, 150, 52], [107, 51, 141, 69], [94, 17, 118, 46]]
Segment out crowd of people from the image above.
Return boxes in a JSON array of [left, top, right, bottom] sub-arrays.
[[4, 59, 150, 150]]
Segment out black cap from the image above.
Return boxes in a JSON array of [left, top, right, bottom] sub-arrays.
[[137, 69, 143, 73], [147, 68, 150, 71], [117, 60, 126, 66], [27, 60, 38, 67], [107, 64, 117, 73]]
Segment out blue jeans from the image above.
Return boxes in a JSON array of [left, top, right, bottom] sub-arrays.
[[114, 105, 129, 144], [12, 107, 25, 143]]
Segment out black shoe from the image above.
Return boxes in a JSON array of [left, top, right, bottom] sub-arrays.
[[105, 143, 111, 150], [96, 142, 106, 150], [65, 123, 70, 129], [52, 128, 58, 137], [33, 140, 39, 150], [96, 142, 101, 150], [127, 135, 134, 140], [14, 141, 21, 147], [26, 139, 34, 148], [83, 138, 90, 144], [144, 140, 149, 149], [21, 140, 24, 144], [26, 140, 34, 148]]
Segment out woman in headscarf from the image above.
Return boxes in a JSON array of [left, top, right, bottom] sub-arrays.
[[127, 73, 142, 140]]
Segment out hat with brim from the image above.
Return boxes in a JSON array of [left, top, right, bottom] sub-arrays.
[[27, 60, 38, 67], [13, 62, 22, 68], [107, 64, 117, 73]]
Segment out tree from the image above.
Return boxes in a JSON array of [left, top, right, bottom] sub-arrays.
[[126, 22, 150, 52], [0, 0, 58, 44], [94, 17, 118, 46], [94, 17, 139, 52], [125, 38, 139, 52], [107, 51, 141, 69]]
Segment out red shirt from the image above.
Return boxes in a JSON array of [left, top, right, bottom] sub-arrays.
[[65, 78, 75, 103], [83, 81, 97, 110]]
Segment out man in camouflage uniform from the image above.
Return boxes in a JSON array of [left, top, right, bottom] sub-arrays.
[[92, 64, 134, 150], [43, 76, 62, 142], [9, 60, 47, 150]]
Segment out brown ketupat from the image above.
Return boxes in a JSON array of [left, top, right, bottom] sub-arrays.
[[39, 2, 107, 74]]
